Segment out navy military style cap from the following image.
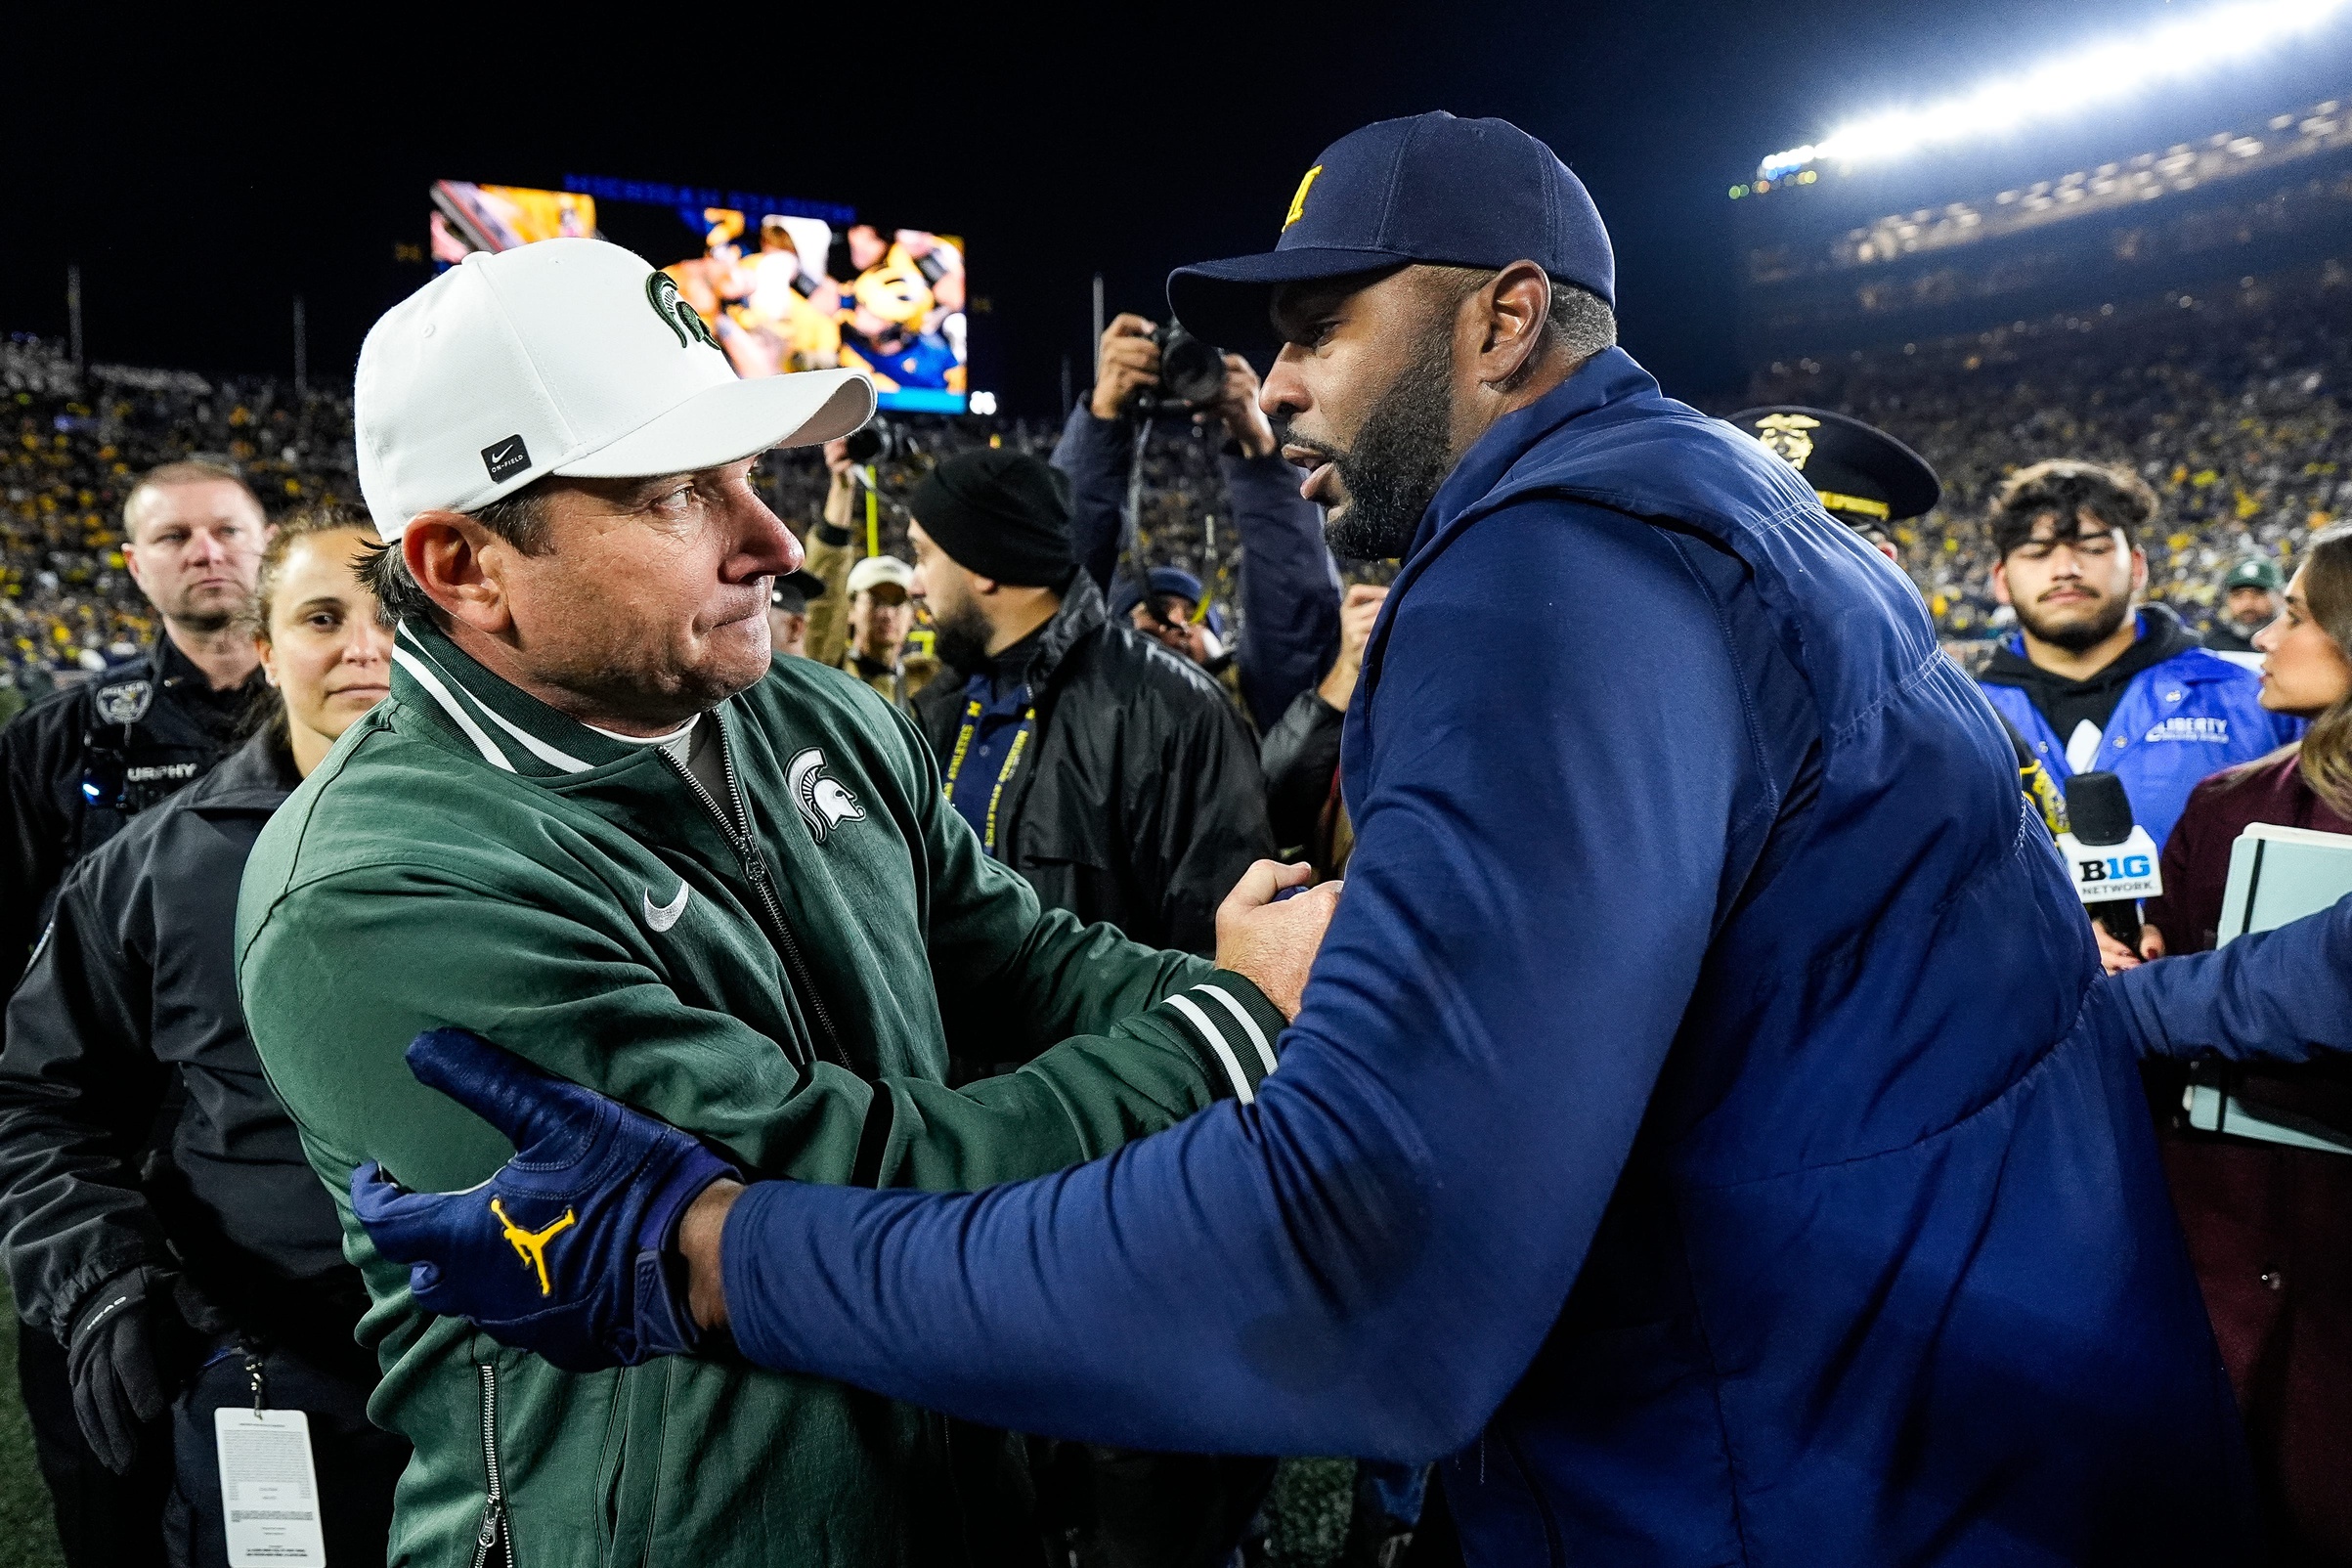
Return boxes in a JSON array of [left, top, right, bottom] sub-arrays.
[[1168, 111, 1614, 352], [1725, 406, 1939, 526], [769, 568, 827, 616]]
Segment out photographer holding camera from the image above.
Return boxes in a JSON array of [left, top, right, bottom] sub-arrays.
[[800, 434, 937, 708], [1054, 315, 1340, 733]]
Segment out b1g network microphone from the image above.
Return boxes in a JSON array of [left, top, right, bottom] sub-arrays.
[[2056, 770, 2162, 950]]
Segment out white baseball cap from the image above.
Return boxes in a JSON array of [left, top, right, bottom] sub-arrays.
[[355, 238, 875, 541], [846, 554, 915, 596]]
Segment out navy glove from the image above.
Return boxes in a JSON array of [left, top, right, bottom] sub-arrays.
[[351, 1027, 742, 1372]]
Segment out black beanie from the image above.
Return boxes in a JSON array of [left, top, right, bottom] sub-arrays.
[[907, 450, 1073, 588]]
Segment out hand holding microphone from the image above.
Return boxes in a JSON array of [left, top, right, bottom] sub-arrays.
[[2057, 771, 2165, 971]]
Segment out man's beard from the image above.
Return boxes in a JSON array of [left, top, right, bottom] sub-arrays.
[[932, 597, 995, 674], [164, 586, 241, 633], [169, 606, 237, 634], [1282, 317, 1459, 561], [2018, 589, 2132, 654]]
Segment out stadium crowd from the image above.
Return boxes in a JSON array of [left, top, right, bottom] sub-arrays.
[[15, 265, 2348, 719], [1, 196, 2350, 1568], [1734, 262, 2352, 648]]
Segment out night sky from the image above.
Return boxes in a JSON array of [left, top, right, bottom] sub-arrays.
[[7, 3, 2348, 414]]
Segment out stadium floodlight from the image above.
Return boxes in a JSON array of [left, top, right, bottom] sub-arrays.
[[1756, 0, 2351, 181]]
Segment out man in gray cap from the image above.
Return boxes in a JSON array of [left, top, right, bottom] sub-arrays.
[[801, 439, 937, 706], [2206, 554, 2286, 655]]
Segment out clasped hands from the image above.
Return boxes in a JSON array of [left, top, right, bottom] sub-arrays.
[[354, 861, 1340, 1370]]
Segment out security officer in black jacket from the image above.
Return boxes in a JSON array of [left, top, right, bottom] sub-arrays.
[[0, 460, 269, 976], [0, 459, 268, 1567], [902, 446, 1277, 1568], [0, 729, 408, 1564]]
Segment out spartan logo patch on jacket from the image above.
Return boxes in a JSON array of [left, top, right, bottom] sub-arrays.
[[788, 748, 864, 844], [2144, 716, 2231, 745]]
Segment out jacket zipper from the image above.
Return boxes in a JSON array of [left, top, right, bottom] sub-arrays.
[[472, 1363, 509, 1568], [662, 732, 849, 1071]]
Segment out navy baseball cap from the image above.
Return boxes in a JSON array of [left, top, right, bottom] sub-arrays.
[[1110, 566, 1206, 617], [1167, 111, 1614, 352]]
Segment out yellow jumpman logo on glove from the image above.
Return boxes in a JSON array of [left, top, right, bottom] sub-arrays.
[[490, 1197, 576, 1296]]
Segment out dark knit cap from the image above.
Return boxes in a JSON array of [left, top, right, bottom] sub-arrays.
[[907, 450, 1073, 588]]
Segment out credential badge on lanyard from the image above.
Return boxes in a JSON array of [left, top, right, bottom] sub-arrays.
[[213, 1353, 327, 1565]]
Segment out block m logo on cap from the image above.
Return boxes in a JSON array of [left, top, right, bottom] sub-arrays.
[[1283, 165, 1323, 230]]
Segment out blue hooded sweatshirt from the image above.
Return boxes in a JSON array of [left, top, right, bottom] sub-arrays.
[[720, 350, 2253, 1565], [1978, 617, 2300, 851]]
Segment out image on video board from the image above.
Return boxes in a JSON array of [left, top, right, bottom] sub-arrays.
[[429, 182, 597, 265], [428, 183, 968, 413]]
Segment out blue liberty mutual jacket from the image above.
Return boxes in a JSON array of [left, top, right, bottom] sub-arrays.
[[1979, 613, 2299, 850], [715, 349, 2256, 1565]]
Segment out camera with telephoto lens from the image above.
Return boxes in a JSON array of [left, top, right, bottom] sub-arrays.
[[843, 416, 905, 466], [1133, 325, 1228, 414]]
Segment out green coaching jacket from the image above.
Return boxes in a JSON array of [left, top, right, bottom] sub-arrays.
[[234, 618, 1286, 1568]]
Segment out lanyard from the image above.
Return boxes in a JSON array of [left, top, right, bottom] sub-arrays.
[[941, 696, 1037, 856]]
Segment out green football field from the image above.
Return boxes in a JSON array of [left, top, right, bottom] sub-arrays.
[[0, 1289, 65, 1568]]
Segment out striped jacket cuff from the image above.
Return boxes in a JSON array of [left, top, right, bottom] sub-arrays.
[[1154, 971, 1288, 1104]]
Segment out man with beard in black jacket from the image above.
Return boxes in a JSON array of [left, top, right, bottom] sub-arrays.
[[905, 450, 1276, 1568], [906, 450, 1273, 958]]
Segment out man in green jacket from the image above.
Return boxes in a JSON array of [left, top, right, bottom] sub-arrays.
[[235, 238, 1332, 1566]]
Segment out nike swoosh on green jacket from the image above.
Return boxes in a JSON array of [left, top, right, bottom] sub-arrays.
[[235, 619, 1286, 1568]]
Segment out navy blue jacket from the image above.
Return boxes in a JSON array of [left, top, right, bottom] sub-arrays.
[[725, 352, 2251, 1564], [1979, 621, 2299, 850], [1051, 406, 1340, 731], [2110, 892, 2352, 1067]]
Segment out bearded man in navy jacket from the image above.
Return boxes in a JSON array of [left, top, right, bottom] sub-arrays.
[[365, 114, 2257, 1566]]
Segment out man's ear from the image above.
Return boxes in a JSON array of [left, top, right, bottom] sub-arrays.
[[2128, 545, 2150, 595], [404, 511, 513, 635], [968, 572, 1003, 598], [1472, 260, 1553, 388], [1991, 558, 2014, 607]]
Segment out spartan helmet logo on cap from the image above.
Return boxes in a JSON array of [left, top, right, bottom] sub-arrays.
[[853, 263, 935, 327], [1752, 413, 1819, 470], [645, 270, 721, 352], [787, 747, 864, 844]]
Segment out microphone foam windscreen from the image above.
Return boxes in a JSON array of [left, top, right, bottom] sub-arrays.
[[2063, 770, 2135, 847]]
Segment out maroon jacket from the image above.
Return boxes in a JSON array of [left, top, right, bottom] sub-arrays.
[[2148, 749, 2352, 953], [2145, 748, 2352, 1559]]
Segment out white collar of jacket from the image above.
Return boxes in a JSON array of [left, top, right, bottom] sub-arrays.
[[387, 618, 717, 781]]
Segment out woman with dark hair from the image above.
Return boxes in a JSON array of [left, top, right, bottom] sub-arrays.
[[0, 507, 407, 1566], [2122, 522, 2352, 1559]]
